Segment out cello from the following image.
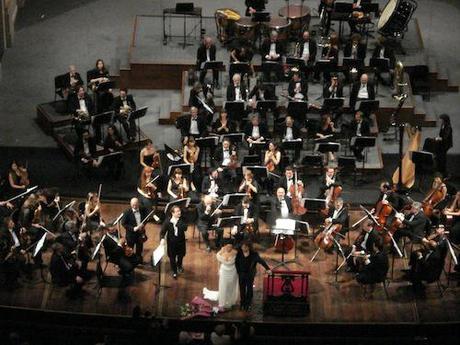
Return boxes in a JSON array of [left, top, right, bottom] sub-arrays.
[[289, 170, 307, 216], [314, 218, 343, 250], [422, 178, 446, 218]]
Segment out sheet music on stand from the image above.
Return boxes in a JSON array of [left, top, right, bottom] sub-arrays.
[[222, 193, 247, 206], [152, 243, 166, 266], [33, 233, 48, 257], [272, 218, 297, 236]]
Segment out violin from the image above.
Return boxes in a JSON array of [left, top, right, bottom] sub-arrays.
[[290, 170, 307, 216], [19, 164, 30, 188]]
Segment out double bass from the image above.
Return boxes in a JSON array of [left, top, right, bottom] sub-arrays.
[[289, 170, 307, 216]]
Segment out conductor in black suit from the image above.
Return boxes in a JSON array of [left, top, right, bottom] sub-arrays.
[[160, 205, 188, 279], [112, 88, 137, 141], [349, 73, 375, 112], [121, 197, 149, 260], [235, 241, 270, 311], [196, 37, 219, 87]]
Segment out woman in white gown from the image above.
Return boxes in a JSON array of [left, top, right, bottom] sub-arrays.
[[203, 244, 239, 309]]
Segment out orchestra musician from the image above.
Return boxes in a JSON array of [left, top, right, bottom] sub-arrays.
[[68, 86, 94, 139], [58, 221, 92, 275], [319, 167, 342, 201], [201, 168, 223, 198], [244, 114, 268, 152], [349, 111, 371, 161], [279, 115, 301, 143], [102, 225, 139, 286], [277, 166, 296, 198], [232, 197, 259, 243], [372, 36, 396, 87], [323, 74, 344, 99], [189, 82, 214, 113], [296, 31, 317, 77], [443, 191, 460, 244], [325, 198, 348, 230], [226, 73, 248, 102], [112, 88, 137, 142], [104, 125, 123, 152], [179, 106, 207, 144], [355, 239, 389, 288], [84, 192, 104, 231], [167, 168, 197, 201], [403, 224, 448, 291], [344, 33, 366, 63], [245, 0, 265, 16], [423, 174, 448, 218], [345, 220, 380, 272], [247, 79, 276, 118], [288, 72, 308, 101], [0, 216, 27, 289], [139, 139, 160, 170], [350, 73, 375, 112], [238, 170, 259, 203], [316, 113, 337, 162], [49, 242, 85, 298], [137, 166, 159, 210], [314, 32, 339, 82], [269, 187, 293, 226], [197, 195, 222, 252], [213, 138, 238, 184], [121, 197, 149, 261], [264, 142, 281, 173], [7, 160, 29, 196], [261, 31, 285, 81], [87, 59, 113, 110], [18, 194, 43, 264], [434, 114, 453, 175], [160, 205, 188, 279], [183, 136, 200, 174], [212, 110, 236, 135], [63, 65, 83, 97], [230, 45, 255, 79], [393, 201, 429, 245], [196, 36, 219, 88]]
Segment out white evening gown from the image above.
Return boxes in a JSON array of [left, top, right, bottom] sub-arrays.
[[203, 253, 239, 308]]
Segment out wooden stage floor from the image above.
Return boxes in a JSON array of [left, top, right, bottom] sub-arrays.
[[1, 202, 459, 325]]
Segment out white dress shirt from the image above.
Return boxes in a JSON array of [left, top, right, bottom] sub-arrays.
[[357, 83, 369, 99], [170, 216, 179, 236], [302, 42, 310, 60], [190, 118, 199, 135], [222, 149, 231, 166], [252, 126, 260, 139], [133, 209, 141, 225], [280, 199, 289, 218], [285, 127, 293, 140], [79, 98, 88, 113]]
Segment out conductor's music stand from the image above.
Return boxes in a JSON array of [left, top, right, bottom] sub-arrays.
[[195, 136, 219, 169], [271, 218, 299, 269], [224, 101, 245, 123], [410, 150, 435, 192], [128, 106, 148, 149]]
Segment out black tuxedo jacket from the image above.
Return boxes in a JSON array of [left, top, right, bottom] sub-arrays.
[[201, 175, 223, 195], [235, 203, 259, 222], [279, 123, 301, 140], [349, 118, 371, 138], [160, 218, 188, 246], [269, 196, 293, 225], [74, 137, 97, 159], [244, 122, 269, 140], [63, 72, 83, 89], [327, 206, 349, 226], [288, 78, 308, 98], [323, 81, 344, 99], [248, 85, 275, 101], [196, 202, 218, 232], [226, 83, 248, 101], [344, 42, 367, 61], [112, 95, 136, 114], [439, 124, 453, 151], [196, 44, 217, 70], [319, 174, 342, 196], [350, 81, 375, 110], [121, 207, 149, 234], [354, 228, 379, 252], [297, 39, 317, 64], [403, 211, 428, 241], [68, 93, 94, 115], [261, 40, 284, 62], [358, 251, 389, 284], [178, 114, 207, 138], [102, 234, 124, 263]]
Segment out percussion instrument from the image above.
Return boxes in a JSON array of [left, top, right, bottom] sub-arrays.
[[215, 8, 241, 43], [378, 0, 418, 37], [278, 5, 311, 38], [235, 17, 257, 42], [264, 17, 291, 41]]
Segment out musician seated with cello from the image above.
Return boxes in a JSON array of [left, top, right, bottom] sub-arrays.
[[121, 198, 150, 263], [232, 197, 259, 243], [393, 201, 429, 246], [0, 216, 27, 289], [319, 167, 342, 200], [422, 173, 448, 220], [197, 195, 223, 252], [403, 224, 448, 292], [345, 220, 381, 273], [277, 166, 305, 198], [49, 242, 85, 298], [102, 225, 139, 287], [112, 88, 137, 142], [314, 198, 349, 252]]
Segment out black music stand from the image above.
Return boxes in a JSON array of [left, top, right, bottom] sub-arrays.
[[167, 163, 192, 176], [301, 154, 323, 175], [92, 111, 113, 142], [370, 58, 390, 95], [250, 141, 268, 153], [242, 165, 268, 181], [242, 155, 260, 166], [96, 80, 115, 93], [220, 132, 245, 145], [203, 61, 224, 86], [282, 139, 303, 164], [304, 198, 327, 211], [128, 106, 148, 149], [221, 193, 247, 207], [358, 100, 379, 117], [252, 11, 270, 22], [229, 62, 250, 81], [195, 136, 219, 169], [338, 156, 357, 185], [342, 57, 363, 71], [257, 100, 277, 113], [165, 144, 182, 162], [225, 101, 245, 123], [286, 57, 305, 69], [315, 60, 337, 81], [323, 97, 344, 111], [164, 198, 191, 215], [287, 101, 309, 125], [214, 216, 243, 241], [352, 136, 375, 165], [261, 61, 283, 82], [410, 150, 435, 191], [315, 142, 340, 163]]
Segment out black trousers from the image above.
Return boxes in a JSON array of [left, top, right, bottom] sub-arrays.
[[199, 68, 219, 85], [126, 231, 144, 258], [168, 250, 184, 274], [118, 115, 137, 139], [200, 228, 223, 248], [238, 273, 255, 308]]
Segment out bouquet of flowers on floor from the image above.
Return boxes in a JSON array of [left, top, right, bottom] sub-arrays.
[[179, 296, 213, 319]]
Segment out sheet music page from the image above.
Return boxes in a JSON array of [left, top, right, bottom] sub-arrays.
[[153, 243, 165, 266]]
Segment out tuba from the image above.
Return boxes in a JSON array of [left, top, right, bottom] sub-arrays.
[[393, 61, 407, 100]]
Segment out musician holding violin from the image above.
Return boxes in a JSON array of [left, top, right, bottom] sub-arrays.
[[238, 170, 259, 203], [264, 142, 281, 173], [139, 139, 160, 170], [137, 166, 159, 210], [121, 198, 150, 262], [232, 197, 259, 243], [197, 195, 223, 252], [167, 168, 193, 201], [84, 192, 105, 231], [7, 161, 29, 196]]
